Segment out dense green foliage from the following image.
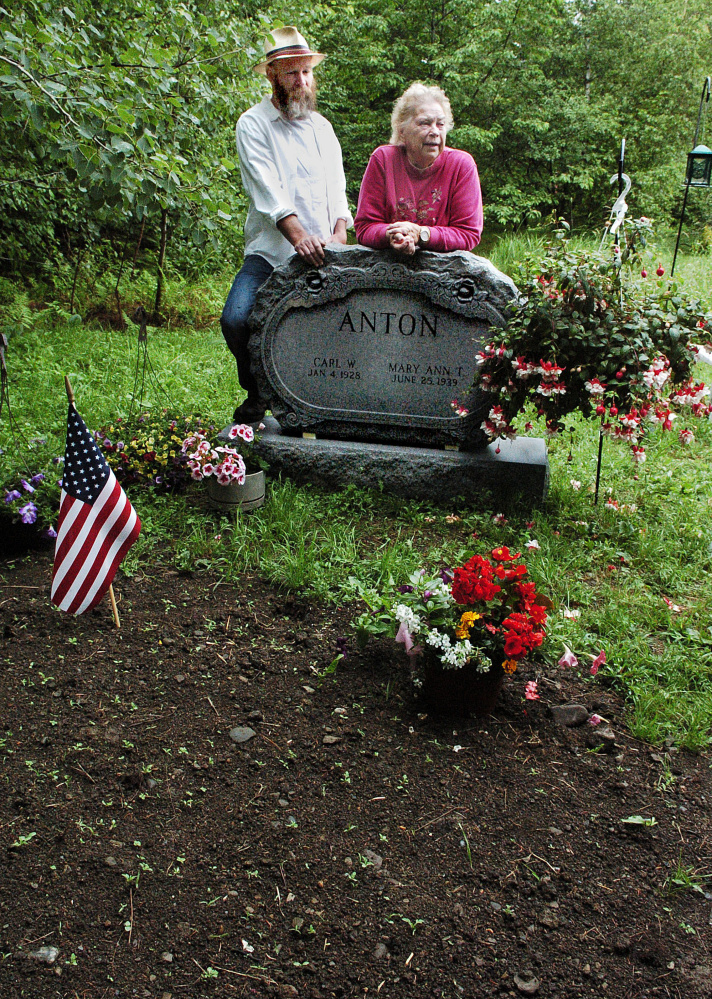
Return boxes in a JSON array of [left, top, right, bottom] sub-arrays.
[[2, 0, 712, 295]]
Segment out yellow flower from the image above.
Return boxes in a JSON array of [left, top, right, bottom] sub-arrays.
[[455, 610, 482, 639], [502, 658, 518, 675]]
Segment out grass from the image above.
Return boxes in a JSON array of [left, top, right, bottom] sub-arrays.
[[2, 236, 712, 748]]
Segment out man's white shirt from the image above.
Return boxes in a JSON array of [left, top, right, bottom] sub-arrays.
[[235, 96, 353, 267]]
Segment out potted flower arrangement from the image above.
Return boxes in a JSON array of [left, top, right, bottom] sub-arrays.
[[180, 423, 265, 512], [469, 220, 711, 461], [351, 546, 549, 715]]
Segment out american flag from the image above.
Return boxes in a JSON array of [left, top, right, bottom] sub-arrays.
[[51, 405, 141, 615]]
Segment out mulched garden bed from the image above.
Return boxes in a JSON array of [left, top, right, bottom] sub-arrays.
[[1, 551, 711, 998]]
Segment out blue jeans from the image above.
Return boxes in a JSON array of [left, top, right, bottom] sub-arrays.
[[220, 254, 274, 400]]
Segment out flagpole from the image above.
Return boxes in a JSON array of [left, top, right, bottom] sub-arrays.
[[63, 375, 121, 629]]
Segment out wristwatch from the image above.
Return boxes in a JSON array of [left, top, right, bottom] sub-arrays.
[[419, 226, 431, 247]]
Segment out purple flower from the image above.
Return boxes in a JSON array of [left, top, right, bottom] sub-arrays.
[[4, 489, 22, 503], [423, 590, 433, 600], [397, 584, 414, 594], [116, 441, 125, 451], [20, 479, 35, 493], [42, 526, 57, 540], [440, 568, 453, 583], [52, 456, 64, 465], [30, 472, 45, 486], [19, 502, 38, 524]]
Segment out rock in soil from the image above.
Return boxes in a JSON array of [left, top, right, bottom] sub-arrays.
[[550, 703, 589, 727]]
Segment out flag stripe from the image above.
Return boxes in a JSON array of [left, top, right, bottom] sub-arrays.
[[51, 406, 140, 617], [52, 478, 121, 599], [73, 506, 139, 614], [61, 499, 135, 612], [52, 479, 136, 612]]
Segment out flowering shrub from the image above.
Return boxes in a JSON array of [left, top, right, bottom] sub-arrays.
[[470, 221, 712, 462], [180, 424, 256, 486], [350, 547, 549, 689]]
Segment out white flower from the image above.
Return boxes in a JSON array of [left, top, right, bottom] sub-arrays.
[[525, 539, 541, 549], [562, 607, 581, 619], [393, 604, 421, 634], [570, 479, 581, 490]]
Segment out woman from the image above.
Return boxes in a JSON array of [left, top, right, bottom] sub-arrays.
[[354, 83, 483, 255]]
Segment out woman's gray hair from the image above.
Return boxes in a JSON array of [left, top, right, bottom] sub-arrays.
[[389, 83, 454, 145]]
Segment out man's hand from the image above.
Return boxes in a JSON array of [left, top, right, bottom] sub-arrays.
[[293, 233, 326, 266], [278, 214, 326, 267], [325, 219, 348, 246]]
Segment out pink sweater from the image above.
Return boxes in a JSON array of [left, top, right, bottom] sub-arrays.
[[354, 145, 483, 252]]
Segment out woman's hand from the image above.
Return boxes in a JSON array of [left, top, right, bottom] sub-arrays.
[[387, 221, 421, 256]]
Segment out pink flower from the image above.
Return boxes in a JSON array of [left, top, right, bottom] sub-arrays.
[[588, 714, 602, 726], [395, 620, 415, 653], [559, 644, 578, 669], [493, 513, 508, 525], [590, 649, 606, 676], [570, 479, 581, 491], [228, 423, 254, 443], [524, 681, 540, 701]]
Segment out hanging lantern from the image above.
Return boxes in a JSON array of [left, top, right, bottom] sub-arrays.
[[685, 143, 712, 187]]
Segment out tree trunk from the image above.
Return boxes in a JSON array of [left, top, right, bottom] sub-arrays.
[[153, 209, 168, 319]]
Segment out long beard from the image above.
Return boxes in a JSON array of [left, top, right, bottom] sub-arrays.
[[274, 79, 317, 120]]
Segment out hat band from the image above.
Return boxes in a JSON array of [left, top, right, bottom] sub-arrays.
[[266, 43, 312, 60]]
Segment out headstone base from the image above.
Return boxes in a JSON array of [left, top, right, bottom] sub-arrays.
[[243, 418, 549, 506]]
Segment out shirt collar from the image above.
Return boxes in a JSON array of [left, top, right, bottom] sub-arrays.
[[260, 94, 315, 126]]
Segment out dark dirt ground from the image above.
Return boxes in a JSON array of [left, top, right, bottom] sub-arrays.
[[1, 551, 711, 999]]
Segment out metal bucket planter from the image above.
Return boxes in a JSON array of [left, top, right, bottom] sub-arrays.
[[206, 470, 265, 512]]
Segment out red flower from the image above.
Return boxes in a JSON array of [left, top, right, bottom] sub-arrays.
[[491, 546, 522, 562]]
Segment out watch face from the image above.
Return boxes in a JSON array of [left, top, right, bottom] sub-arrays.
[[421, 227, 430, 243]]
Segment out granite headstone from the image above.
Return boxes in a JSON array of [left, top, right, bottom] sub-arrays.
[[248, 245, 518, 450]]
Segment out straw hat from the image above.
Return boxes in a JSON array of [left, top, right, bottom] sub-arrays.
[[253, 27, 325, 74]]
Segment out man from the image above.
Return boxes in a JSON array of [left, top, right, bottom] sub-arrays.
[[221, 27, 352, 424]]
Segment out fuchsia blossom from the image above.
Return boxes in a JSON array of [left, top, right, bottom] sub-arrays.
[[492, 513, 508, 526], [481, 405, 517, 440], [631, 445, 646, 464], [671, 381, 709, 407], [524, 681, 540, 701], [525, 539, 541, 550], [512, 357, 538, 379], [584, 377, 606, 395], [450, 398, 470, 417], [679, 428, 695, 445], [604, 497, 619, 511], [642, 356, 671, 391], [648, 407, 677, 430]]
